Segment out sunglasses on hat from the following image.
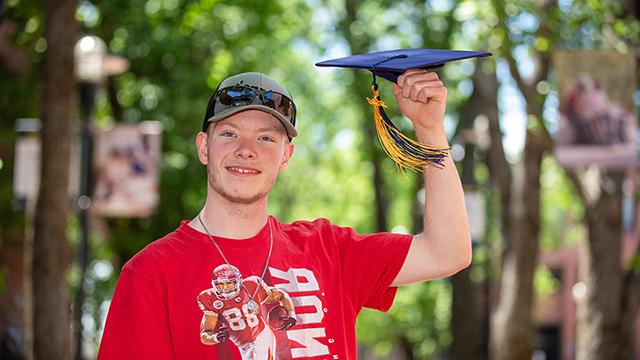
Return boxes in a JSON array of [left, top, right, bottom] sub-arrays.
[[203, 85, 297, 132]]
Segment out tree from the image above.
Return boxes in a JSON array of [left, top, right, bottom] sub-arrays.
[[567, 169, 639, 359], [565, 4, 640, 359], [488, 2, 551, 358], [487, 0, 640, 359], [0, 2, 44, 358], [451, 57, 499, 360], [31, 0, 79, 358]]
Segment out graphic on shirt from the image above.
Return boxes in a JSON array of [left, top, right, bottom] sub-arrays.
[[197, 264, 297, 360], [268, 267, 332, 359]]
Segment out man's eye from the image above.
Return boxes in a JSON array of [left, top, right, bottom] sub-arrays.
[[259, 136, 275, 142], [220, 131, 235, 137]]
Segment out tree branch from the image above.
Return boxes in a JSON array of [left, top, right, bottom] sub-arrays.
[[492, 0, 555, 149]]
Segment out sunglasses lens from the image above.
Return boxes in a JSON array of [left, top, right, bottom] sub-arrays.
[[218, 87, 257, 106], [264, 91, 296, 126]]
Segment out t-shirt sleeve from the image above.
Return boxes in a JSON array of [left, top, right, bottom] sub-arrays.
[[331, 222, 413, 312], [98, 267, 174, 360]]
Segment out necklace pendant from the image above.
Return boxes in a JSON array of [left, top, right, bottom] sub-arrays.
[[247, 299, 260, 315]]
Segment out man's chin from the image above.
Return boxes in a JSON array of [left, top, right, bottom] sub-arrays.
[[220, 190, 268, 205], [208, 177, 274, 205]]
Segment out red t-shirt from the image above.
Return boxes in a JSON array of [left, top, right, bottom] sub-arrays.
[[98, 217, 412, 359]]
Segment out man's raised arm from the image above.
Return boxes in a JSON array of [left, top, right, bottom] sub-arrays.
[[391, 68, 472, 287]]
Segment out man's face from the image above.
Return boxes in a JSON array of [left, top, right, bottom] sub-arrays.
[[196, 110, 295, 204]]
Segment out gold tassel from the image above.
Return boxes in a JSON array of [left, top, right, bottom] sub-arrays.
[[367, 85, 450, 173]]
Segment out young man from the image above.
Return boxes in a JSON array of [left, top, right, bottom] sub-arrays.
[[98, 70, 471, 359]]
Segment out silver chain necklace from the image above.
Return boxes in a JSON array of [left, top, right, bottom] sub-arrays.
[[197, 214, 273, 315]]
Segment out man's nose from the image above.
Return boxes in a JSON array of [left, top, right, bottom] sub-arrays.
[[234, 138, 257, 159]]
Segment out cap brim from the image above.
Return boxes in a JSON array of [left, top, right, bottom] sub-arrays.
[[205, 105, 298, 137]]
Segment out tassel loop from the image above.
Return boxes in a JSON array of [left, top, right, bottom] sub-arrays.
[[367, 87, 387, 108]]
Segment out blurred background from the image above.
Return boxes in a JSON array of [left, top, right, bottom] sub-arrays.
[[1, 0, 639, 359]]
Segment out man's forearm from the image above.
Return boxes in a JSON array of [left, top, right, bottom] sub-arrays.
[[417, 127, 472, 271]]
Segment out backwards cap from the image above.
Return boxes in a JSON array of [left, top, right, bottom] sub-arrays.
[[202, 72, 298, 138]]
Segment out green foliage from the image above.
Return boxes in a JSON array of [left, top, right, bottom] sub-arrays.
[[628, 253, 640, 274], [357, 281, 452, 359], [0, 266, 7, 296], [0, 0, 42, 246], [533, 265, 559, 297], [539, 156, 585, 250]]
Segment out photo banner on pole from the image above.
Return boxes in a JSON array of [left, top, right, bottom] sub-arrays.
[[553, 50, 637, 168], [92, 121, 162, 217]]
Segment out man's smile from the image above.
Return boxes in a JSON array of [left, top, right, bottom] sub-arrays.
[[226, 166, 261, 175]]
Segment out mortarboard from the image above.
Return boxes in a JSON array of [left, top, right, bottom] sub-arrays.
[[316, 48, 492, 172]]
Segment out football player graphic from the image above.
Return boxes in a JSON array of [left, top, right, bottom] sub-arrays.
[[197, 264, 297, 360]]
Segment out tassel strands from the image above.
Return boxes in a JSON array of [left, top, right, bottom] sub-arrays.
[[367, 84, 450, 172]]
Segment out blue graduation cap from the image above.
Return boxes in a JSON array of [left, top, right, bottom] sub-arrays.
[[316, 49, 492, 172]]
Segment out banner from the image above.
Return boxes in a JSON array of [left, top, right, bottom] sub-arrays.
[[92, 121, 162, 217], [553, 50, 637, 168]]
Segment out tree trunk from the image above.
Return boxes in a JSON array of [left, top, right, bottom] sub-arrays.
[[32, 0, 78, 358], [490, 129, 546, 360], [573, 170, 628, 360], [571, 4, 640, 358], [488, 1, 555, 357], [451, 267, 479, 360], [341, 0, 390, 233], [450, 59, 496, 360], [620, 272, 640, 359]]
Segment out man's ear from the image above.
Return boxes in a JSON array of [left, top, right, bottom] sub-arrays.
[[196, 131, 209, 165], [278, 142, 295, 172]]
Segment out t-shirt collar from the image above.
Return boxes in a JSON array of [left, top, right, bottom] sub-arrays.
[[178, 215, 274, 248]]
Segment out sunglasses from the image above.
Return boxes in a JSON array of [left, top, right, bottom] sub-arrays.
[[206, 86, 297, 130]]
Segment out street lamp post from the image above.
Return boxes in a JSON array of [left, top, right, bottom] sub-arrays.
[[73, 35, 106, 360], [72, 34, 129, 360]]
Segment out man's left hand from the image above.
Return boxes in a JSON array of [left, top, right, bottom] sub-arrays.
[[394, 68, 448, 134]]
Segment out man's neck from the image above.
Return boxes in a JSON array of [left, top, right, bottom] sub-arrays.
[[189, 192, 269, 239]]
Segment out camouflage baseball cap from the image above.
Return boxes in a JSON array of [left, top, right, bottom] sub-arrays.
[[202, 72, 298, 138]]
